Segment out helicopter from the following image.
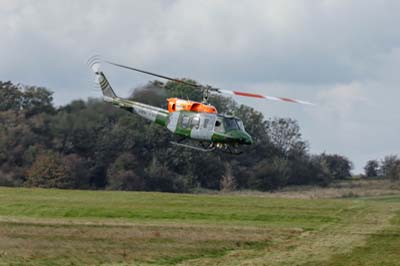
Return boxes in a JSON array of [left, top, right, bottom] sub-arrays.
[[88, 56, 313, 154]]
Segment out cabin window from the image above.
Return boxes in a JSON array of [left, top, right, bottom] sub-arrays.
[[182, 115, 190, 128], [191, 116, 200, 129], [203, 119, 209, 128]]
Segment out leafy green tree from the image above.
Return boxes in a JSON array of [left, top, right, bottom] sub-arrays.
[[235, 105, 268, 144], [130, 81, 168, 108], [145, 156, 185, 192], [0, 81, 23, 111], [309, 155, 335, 186], [0, 111, 45, 185], [0, 78, 356, 192], [286, 156, 313, 185], [192, 153, 224, 190], [380, 155, 400, 180], [250, 157, 290, 191], [58, 99, 87, 113], [165, 80, 202, 102], [26, 152, 70, 188], [107, 153, 145, 191], [0, 170, 18, 186], [21, 86, 54, 116], [208, 95, 237, 114], [63, 154, 91, 189], [364, 160, 380, 178], [319, 153, 353, 180], [387, 163, 400, 181]]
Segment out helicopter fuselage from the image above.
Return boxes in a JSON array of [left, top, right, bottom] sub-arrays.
[[167, 110, 253, 145], [107, 96, 253, 147]]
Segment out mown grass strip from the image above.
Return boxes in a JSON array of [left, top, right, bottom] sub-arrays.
[[1, 187, 397, 266]]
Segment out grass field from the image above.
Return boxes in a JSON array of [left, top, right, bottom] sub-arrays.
[[0, 187, 399, 265]]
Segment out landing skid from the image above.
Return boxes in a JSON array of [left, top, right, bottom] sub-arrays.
[[170, 141, 216, 152], [170, 140, 242, 155]]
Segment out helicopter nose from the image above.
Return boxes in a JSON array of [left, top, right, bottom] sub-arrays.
[[227, 130, 253, 145], [243, 133, 253, 145], [237, 131, 253, 145]]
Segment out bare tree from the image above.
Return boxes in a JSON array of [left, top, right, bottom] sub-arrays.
[[266, 118, 308, 157], [220, 163, 236, 192]]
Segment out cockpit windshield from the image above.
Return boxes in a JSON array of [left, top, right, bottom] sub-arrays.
[[215, 115, 246, 133], [224, 118, 240, 131]]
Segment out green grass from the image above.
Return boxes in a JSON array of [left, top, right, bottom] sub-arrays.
[[0, 187, 399, 265], [302, 195, 400, 266]]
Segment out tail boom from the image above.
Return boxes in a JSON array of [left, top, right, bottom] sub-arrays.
[[112, 98, 169, 126], [90, 60, 169, 127]]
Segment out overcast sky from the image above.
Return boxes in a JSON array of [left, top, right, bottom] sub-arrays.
[[1, 0, 400, 172]]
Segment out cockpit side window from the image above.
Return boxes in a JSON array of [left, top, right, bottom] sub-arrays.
[[236, 119, 245, 131], [214, 118, 225, 133]]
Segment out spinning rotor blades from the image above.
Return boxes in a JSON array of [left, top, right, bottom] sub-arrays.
[[218, 89, 314, 105], [103, 59, 314, 106], [105, 61, 202, 89]]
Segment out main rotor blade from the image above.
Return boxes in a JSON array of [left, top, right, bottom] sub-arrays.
[[103, 59, 314, 105], [105, 60, 201, 88], [218, 89, 314, 105]]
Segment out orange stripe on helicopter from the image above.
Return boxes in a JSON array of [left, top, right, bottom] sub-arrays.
[[280, 97, 297, 103], [233, 91, 265, 98], [233, 91, 302, 104]]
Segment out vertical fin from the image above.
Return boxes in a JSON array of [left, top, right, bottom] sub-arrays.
[[88, 57, 118, 99], [95, 71, 117, 99]]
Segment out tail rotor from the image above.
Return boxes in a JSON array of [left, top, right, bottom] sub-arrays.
[[87, 55, 118, 99]]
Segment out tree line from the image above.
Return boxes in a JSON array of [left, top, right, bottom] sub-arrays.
[[364, 156, 400, 180], [0, 80, 397, 192]]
